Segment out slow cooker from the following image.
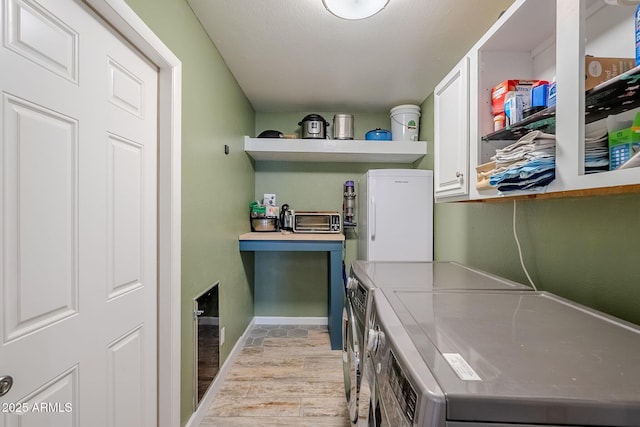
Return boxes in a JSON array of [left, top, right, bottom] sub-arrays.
[[299, 114, 329, 139]]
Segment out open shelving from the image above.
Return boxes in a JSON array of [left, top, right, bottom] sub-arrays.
[[434, 0, 640, 203], [482, 65, 640, 142], [243, 136, 427, 163]]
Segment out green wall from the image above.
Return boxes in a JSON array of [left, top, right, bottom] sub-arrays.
[[253, 111, 413, 315], [420, 94, 640, 326], [122, 0, 255, 424]]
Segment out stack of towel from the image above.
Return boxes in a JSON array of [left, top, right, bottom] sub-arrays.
[[584, 129, 609, 174], [489, 130, 556, 192]]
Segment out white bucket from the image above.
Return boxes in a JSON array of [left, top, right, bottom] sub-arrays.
[[390, 104, 421, 141]]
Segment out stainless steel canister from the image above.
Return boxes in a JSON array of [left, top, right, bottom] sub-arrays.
[[333, 114, 354, 140]]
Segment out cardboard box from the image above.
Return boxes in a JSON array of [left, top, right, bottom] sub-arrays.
[[491, 79, 546, 115], [585, 56, 635, 91]]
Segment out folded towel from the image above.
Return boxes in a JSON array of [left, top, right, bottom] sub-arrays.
[[492, 130, 556, 163], [489, 130, 557, 192], [490, 159, 555, 186], [496, 170, 556, 192]]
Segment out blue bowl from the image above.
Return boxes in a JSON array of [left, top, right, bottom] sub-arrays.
[[365, 128, 392, 140]]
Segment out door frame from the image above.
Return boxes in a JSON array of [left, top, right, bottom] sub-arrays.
[[82, 1, 182, 426]]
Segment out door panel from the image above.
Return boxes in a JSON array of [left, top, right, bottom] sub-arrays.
[[2, 94, 79, 341], [107, 57, 144, 117], [107, 327, 144, 427], [6, 366, 78, 427], [4, 0, 79, 83], [107, 134, 143, 300]]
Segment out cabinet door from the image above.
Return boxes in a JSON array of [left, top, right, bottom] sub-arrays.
[[434, 55, 470, 199]]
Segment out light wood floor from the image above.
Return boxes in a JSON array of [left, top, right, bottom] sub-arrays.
[[199, 324, 351, 427]]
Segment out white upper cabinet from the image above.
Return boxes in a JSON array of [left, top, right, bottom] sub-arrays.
[[434, 55, 470, 199], [435, 0, 640, 202]]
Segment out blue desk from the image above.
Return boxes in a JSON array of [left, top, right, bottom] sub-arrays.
[[239, 232, 344, 350]]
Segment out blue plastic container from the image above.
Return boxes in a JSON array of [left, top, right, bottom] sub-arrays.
[[365, 128, 392, 140], [531, 84, 549, 108]]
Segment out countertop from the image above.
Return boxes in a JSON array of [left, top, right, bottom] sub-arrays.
[[239, 232, 345, 241], [238, 230, 345, 350]]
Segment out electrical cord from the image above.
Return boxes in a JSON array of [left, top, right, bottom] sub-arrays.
[[513, 200, 538, 291]]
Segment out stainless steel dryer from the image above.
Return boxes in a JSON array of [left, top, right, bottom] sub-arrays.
[[343, 261, 532, 425], [368, 288, 640, 426]]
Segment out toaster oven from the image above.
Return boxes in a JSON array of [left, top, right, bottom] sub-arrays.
[[292, 211, 341, 233]]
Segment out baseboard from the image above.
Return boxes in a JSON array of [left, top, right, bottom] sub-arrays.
[[185, 317, 256, 427], [254, 316, 328, 325]]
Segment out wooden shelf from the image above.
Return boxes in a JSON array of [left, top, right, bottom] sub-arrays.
[[244, 136, 427, 163], [465, 183, 640, 203]]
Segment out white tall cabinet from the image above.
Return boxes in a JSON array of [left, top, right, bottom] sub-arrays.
[[434, 0, 640, 202]]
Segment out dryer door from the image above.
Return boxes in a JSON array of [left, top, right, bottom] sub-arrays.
[[342, 298, 361, 423]]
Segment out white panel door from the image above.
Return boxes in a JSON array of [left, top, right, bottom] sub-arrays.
[[0, 0, 158, 425]]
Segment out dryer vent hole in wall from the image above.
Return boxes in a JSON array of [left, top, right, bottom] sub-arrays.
[[194, 283, 220, 408]]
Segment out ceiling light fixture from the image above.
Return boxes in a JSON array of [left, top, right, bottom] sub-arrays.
[[322, 0, 389, 20]]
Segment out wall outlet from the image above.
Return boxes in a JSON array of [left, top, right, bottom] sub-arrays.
[[220, 326, 225, 346]]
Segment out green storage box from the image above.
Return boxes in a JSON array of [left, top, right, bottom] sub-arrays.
[[609, 115, 640, 170]]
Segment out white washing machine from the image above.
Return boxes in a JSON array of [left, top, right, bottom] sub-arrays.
[[343, 261, 532, 425], [368, 288, 640, 426]]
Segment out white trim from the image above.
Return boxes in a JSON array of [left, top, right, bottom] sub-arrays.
[[82, 1, 182, 426], [254, 316, 328, 325], [185, 319, 256, 427]]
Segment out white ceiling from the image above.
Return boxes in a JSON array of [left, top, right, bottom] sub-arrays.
[[187, 0, 514, 113]]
